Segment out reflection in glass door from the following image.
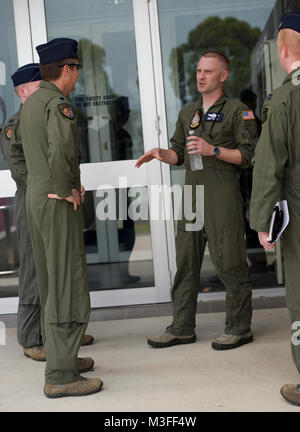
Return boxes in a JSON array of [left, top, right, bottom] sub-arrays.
[[0, 0, 23, 299], [156, 0, 281, 293]]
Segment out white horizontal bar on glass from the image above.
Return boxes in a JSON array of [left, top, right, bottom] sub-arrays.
[[0, 171, 16, 198], [0, 159, 149, 197], [80, 160, 148, 191]]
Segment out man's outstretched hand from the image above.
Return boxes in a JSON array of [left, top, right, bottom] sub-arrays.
[[135, 148, 178, 168], [135, 148, 164, 168]]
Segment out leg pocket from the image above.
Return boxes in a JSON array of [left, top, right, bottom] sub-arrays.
[[72, 249, 91, 322]]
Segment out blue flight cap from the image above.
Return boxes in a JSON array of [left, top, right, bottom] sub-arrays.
[[278, 11, 300, 33], [11, 63, 42, 87], [36, 38, 78, 65]]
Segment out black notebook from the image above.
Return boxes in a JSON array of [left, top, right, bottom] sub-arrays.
[[267, 200, 289, 243]]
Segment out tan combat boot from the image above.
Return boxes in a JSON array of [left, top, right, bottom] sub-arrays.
[[147, 331, 196, 348], [78, 357, 94, 373], [211, 331, 253, 350], [281, 384, 300, 406], [44, 376, 103, 398], [81, 334, 94, 346], [23, 334, 94, 362], [23, 346, 95, 373], [24, 346, 46, 361]]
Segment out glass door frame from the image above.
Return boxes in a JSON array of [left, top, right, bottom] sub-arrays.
[[0, 0, 177, 314]]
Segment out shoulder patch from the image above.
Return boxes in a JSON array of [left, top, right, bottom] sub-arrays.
[[241, 110, 255, 121], [5, 126, 13, 140], [58, 103, 75, 120]]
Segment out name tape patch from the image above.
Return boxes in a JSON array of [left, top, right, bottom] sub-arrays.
[[204, 112, 224, 122]]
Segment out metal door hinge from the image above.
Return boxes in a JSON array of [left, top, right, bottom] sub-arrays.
[[155, 115, 161, 135]]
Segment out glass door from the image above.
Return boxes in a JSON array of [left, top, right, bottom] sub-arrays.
[[155, 0, 282, 294], [0, 0, 27, 314], [0, 0, 173, 313]]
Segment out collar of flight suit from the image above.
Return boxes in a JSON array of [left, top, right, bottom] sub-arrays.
[[39, 79, 65, 96], [282, 66, 300, 85], [197, 91, 228, 112]]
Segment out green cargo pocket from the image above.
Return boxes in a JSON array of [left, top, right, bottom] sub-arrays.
[[212, 208, 246, 271], [72, 249, 90, 321]]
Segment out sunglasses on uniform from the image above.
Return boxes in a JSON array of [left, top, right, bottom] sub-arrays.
[[59, 63, 80, 70]]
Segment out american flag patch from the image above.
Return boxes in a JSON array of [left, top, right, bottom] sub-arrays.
[[242, 110, 255, 120]]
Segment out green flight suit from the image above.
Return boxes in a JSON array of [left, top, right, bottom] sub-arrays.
[[168, 93, 257, 336], [250, 68, 300, 374], [0, 107, 41, 348], [10, 80, 90, 385]]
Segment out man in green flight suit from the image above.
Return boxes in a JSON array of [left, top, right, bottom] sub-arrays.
[[1, 64, 94, 363], [250, 11, 300, 407], [10, 38, 102, 398], [136, 51, 258, 350], [0, 64, 43, 358]]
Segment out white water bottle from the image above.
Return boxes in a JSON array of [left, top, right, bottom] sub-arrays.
[[188, 130, 203, 171]]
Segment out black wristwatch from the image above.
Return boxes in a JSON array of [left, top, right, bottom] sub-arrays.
[[213, 146, 220, 156]]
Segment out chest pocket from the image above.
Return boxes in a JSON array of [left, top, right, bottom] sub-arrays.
[[210, 119, 233, 146]]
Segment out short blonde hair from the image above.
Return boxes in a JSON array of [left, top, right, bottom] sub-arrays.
[[278, 28, 300, 58], [200, 51, 230, 71]]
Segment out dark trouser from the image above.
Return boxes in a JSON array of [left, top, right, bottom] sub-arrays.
[[26, 188, 90, 385], [169, 226, 252, 336], [169, 170, 252, 337], [14, 184, 41, 348]]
